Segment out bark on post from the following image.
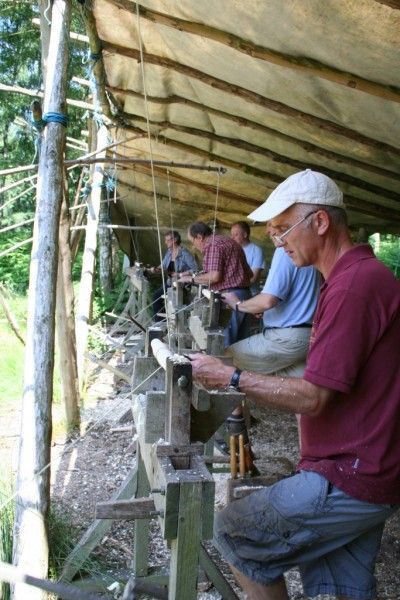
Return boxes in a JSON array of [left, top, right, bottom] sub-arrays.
[[39, 0, 81, 435], [75, 124, 108, 389], [12, 2, 71, 599], [56, 188, 81, 432], [98, 195, 113, 294]]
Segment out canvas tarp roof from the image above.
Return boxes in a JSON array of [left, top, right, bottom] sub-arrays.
[[88, 0, 400, 258]]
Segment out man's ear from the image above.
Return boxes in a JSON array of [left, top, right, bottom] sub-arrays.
[[316, 210, 330, 235]]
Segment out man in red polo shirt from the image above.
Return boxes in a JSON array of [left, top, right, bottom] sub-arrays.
[[189, 170, 400, 600], [181, 221, 253, 345]]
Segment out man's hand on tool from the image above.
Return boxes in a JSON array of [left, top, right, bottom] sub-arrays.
[[188, 353, 232, 389], [178, 273, 193, 283], [221, 291, 240, 310]]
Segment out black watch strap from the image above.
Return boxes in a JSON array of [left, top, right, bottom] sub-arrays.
[[229, 368, 242, 390]]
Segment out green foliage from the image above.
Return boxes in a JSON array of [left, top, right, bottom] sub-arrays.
[[47, 506, 104, 582], [0, 482, 104, 599], [0, 293, 26, 409], [0, 480, 13, 600], [369, 234, 400, 278], [0, 230, 32, 293]]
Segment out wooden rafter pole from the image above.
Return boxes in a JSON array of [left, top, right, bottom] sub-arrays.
[[112, 154, 400, 223], [113, 183, 250, 217], [113, 161, 400, 224], [101, 82, 400, 183], [12, 2, 72, 599], [77, 1, 112, 119], [0, 82, 96, 114], [108, 0, 400, 104], [70, 122, 400, 212], [101, 42, 400, 157], [118, 111, 400, 202]]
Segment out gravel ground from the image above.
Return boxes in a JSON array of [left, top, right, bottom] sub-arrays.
[[48, 355, 400, 600]]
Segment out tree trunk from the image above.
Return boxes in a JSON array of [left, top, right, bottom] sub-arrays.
[[56, 190, 80, 432], [75, 124, 108, 389], [98, 192, 113, 294], [12, 2, 71, 599]]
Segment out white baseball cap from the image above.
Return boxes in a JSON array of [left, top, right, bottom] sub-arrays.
[[248, 169, 344, 222]]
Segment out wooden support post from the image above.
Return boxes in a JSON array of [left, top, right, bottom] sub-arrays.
[[133, 449, 151, 578], [13, 2, 71, 598], [75, 123, 108, 390], [168, 481, 202, 600], [56, 188, 80, 432]]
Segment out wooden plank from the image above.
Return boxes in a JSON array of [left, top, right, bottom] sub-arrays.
[[95, 497, 156, 520], [190, 389, 245, 443], [155, 443, 204, 457], [191, 383, 211, 411], [165, 359, 192, 449], [132, 355, 165, 395], [191, 456, 215, 539], [144, 391, 166, 443], [168, 481, 203, 600], [59, 468, 137, 582], [199, 545, 240, 600]]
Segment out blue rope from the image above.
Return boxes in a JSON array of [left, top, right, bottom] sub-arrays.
[[81, 183, 92, 198], [90, 52, 102, 63], [105, 172, 116, 193], [31, 117, 46, 132], [43, 112, 69, 126]]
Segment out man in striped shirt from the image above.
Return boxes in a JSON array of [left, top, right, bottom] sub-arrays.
[[181, 221, 253, 345]]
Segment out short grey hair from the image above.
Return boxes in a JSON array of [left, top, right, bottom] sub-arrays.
[[296, 203, 348, 228]]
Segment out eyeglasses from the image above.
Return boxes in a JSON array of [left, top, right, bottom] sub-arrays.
[[271, 210, 318, 246]]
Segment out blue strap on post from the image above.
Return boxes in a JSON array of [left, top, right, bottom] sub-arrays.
[[42, 112, 69, 126]]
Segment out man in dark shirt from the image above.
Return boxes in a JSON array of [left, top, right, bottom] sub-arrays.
[[190, 170, 400, 600]]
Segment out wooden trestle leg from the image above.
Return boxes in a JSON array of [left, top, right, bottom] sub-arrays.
[[133, 448, 150, 578]]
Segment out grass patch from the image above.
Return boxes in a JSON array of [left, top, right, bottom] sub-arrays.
[[0, 290, 62, 430], [0, 483, 107, 599], [0, 294, 26, 411], [0, 480, 14, 600]]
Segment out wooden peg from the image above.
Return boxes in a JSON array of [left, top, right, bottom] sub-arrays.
[[238, 434, 246, 477], [229, 435, 237, 479]]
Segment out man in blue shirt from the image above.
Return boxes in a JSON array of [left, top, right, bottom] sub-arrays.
[[224, 239, 319, 377], [231, 221, 265, 295]]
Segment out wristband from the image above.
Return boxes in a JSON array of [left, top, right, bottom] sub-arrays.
[[228, 368, 242, 390], [235, 300, 242, 312]]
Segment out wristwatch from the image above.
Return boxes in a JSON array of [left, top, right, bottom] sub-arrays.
[[229, 368, 242, 390]]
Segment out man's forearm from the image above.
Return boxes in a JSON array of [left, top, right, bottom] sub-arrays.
[[189, 354, 332, 416], [226, 292, 278, 314], [193, 270, 220, 285]]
